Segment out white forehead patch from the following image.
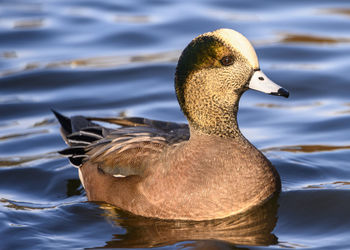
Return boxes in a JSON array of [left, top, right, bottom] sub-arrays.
[[209, 28, 259, 69]]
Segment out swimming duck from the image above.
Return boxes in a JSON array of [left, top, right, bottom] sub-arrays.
[[54, 28, 289, 221]]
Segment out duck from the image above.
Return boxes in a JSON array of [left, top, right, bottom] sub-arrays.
[[53, 28, 289, 221]]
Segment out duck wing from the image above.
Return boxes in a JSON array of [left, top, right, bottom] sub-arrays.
[[52, 110, 189, 177]]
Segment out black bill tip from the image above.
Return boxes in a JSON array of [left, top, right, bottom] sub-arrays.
[[271, 87, 289, 98]]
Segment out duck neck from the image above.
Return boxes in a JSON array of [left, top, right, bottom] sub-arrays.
[[187, 95, 243, 139]]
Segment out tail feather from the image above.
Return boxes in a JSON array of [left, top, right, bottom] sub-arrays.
[[69, 156, 89, 168], [52, 109, 72, 135], [52, 109, 105, 167], [59, 146, 86, 156], [67, 133, 102, 143]]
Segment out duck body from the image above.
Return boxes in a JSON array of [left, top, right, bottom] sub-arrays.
[[135, 134, 280, 220], [54, 28, 288, 221]]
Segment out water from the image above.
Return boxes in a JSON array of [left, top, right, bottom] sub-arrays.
[[1, 0, 350, 249]]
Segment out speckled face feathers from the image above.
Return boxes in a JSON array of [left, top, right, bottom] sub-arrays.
[[175, 28, 288, 137], [175, 28, 257, 137]]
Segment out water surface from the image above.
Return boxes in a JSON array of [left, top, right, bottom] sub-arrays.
[[1, 0, 350, 249]]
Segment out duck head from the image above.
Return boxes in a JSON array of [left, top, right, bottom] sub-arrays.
[[175, 28, 289, 137]]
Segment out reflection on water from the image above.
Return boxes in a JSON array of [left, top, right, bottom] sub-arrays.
[[321, 8, 350, 18], [100, 195, 279, 248], [263, 144, 350, 153], [335, 103, 350, 114], [280, 33, 350, 44], [0, 50, 180, 77], [1, 51, 17, 58], [0, 152, 58, 167], [256, 102, 322, 110], [305, 181, 350, 189], [13, 19, 44, 29], [69, 50, 179, 68], [1, 198, 57, 211], [114, 15, 152, 23], [0, 129, 49, 141]]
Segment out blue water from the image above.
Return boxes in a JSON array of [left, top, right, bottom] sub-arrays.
[[1, 0, 350, 249]]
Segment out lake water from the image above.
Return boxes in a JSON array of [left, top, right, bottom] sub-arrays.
[[1, 0, 350, 249]]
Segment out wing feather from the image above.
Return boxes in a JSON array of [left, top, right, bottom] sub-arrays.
[[54, 111, 190, 177]]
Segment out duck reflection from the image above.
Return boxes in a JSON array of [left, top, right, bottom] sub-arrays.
[[97, 194, 279, 248]]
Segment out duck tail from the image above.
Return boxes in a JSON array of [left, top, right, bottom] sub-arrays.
[[52, 109, 106, 167], [51, 109, 72, 134]]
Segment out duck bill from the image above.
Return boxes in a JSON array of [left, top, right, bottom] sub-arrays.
[[248, 70, 289, 98]]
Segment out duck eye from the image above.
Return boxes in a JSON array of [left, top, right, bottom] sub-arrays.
[[220, 56, 234, 66]]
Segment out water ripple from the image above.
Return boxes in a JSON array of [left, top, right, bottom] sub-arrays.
[[1, 0, 350, 249]]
